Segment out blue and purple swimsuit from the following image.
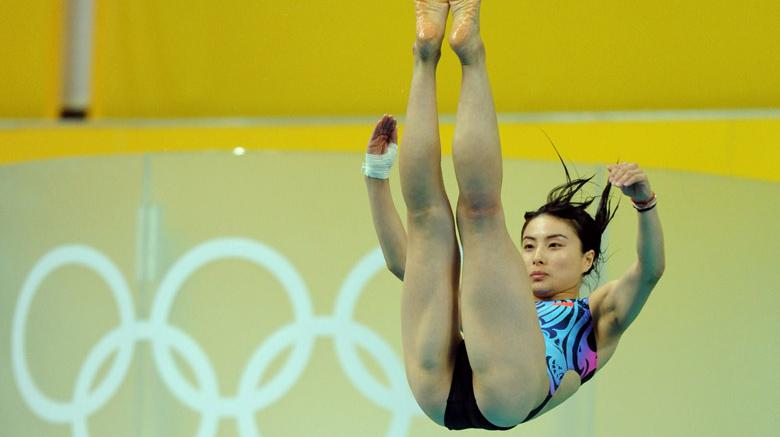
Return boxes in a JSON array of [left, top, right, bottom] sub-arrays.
[[530, 297, 598, 417], [444, 297, 599, 430]]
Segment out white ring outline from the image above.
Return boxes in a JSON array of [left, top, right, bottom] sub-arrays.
[[149, 238, 316, 418], [12, 240, 422, 437], [12, 245, 136, 423]]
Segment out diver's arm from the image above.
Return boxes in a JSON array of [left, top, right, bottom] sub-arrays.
[[592, 163, 665, 335], [366, 176, 407, 280], [364, 115, 407, 281]]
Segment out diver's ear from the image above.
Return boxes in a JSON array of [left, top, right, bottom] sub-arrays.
[[581, 249, 595, 274]]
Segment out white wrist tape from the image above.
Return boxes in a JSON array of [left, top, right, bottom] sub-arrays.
[[362, 142, 398, 179]]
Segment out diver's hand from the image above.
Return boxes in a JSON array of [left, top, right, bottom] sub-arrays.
[[367, 114, 397, 155], [607, 162, 653, 202]]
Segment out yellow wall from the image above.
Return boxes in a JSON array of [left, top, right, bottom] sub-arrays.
[[1, 118, 779, 182], [1, 2, 777, 119], [0, 1, 62, 118], [92, 1, 780, 117]]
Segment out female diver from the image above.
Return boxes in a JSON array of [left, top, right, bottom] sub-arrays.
[[363, 0, 665, 430]]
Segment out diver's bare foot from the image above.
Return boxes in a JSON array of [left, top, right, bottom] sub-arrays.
[[414, 0, 449, 61], [448, 0, 483, 64]]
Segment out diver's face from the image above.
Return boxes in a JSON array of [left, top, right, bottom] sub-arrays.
[[521, 214, 594, 299]]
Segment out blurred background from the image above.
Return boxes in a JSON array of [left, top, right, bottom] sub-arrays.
[[1, 1, 778, 436]]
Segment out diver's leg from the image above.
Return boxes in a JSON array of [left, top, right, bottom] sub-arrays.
[[398, 0, 460, 425], [449, 0, 549, 426]]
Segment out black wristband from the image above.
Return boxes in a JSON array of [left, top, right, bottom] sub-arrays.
[[635, 202, 657, 213]]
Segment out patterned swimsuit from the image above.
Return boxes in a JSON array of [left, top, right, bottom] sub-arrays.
[[443, 297, 599, 430], [530, 297, 598, 417]]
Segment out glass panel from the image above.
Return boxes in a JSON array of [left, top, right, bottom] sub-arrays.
[[2, 151, 777, 436]]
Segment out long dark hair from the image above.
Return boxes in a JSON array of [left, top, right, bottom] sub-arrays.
[[521, 149, 618, 280]]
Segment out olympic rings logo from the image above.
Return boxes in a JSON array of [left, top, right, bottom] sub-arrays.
[[12, 238, 421, 437]]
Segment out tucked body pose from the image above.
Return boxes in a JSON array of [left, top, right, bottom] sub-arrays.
[[363, 0, 665, 430]]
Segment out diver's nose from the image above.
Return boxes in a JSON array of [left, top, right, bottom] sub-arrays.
[[532, 247, 545, 265]]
